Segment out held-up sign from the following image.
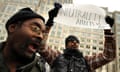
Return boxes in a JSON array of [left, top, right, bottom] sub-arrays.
[[54, 4, 111, 29]]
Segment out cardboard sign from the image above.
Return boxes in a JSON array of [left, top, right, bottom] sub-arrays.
[[54, 4, 111, 29]]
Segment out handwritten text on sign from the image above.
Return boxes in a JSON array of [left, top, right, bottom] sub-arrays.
[[54, 4, 110, 29]]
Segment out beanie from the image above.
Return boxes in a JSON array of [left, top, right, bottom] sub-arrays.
[[6, 7, 45, 30], [65, 35, 80, 46]]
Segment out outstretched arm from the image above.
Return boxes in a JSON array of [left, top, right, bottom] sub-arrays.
[[84, 16, 116, 71], [39, 3, 62, 65]]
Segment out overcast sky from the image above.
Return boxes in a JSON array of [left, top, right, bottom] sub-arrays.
[[73, 0, 120, 12]]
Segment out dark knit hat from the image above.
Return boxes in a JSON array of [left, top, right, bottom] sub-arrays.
[[6, 7, 45, 30], [65, 35, 80, 46]]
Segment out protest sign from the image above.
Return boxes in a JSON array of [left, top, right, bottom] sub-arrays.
[[54, 4, 111, 29]]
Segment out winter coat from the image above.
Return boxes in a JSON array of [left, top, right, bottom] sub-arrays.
[[51, 48, 90, 72]]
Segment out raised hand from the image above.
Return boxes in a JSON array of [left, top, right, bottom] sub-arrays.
[[105, 16, 114, 27], [104, 16, 114, 36], [46, 2, 62, 27]]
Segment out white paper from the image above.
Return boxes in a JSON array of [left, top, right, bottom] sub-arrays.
[[54, 4, 111, 29]]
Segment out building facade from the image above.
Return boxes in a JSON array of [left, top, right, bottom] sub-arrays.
[[113, 11, 120, 72], [0, 0, 118, 72]]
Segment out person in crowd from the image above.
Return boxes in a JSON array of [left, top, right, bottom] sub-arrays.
[[37, 3, 115, 72], [40, 15, 116, 72], [28, 2, 115, 72], [0, 3, 62, 72]]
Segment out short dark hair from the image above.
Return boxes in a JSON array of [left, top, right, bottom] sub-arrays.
[[65, 35, 80, 46], [5, 7, 45, 32]]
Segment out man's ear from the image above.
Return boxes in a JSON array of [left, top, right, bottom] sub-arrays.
[[8, 24, 17, 33]]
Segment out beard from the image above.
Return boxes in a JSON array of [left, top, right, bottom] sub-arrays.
[[12, 48, 35, 64], [10, 38, 36, 64], [8, 34, 42, 64]]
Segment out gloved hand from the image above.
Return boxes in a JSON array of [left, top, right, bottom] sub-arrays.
[[105, 16, 114, 27], [46, 2, 62, 27], [104, 16, 114, 35]]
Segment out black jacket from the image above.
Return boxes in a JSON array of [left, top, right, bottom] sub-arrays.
[[51, 48, 90, 72]]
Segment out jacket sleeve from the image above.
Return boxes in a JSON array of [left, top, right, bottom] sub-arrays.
[[84, 29, 116, 71], [39, 45, 60, 65], [38, 3, 62, 65], [38, 26, 61, 65]]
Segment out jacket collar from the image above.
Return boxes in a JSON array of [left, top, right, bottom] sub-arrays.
[[63, 48, 83, 58]]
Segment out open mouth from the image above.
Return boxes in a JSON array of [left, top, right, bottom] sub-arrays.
[[26, 38, 41, 53], [28, 43, 39, 53]]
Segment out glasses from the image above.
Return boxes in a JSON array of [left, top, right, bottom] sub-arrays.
[[67, 38, 79, 43], [30, 24, 43, 35], [21, 20, 45, 35]]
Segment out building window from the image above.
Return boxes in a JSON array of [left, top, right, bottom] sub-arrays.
[[54, 46, 58, 50], [92, 46, 96, 50], [92, 52, 96, 55], [0, 36, 4, 40], [99, 35, 103, 39], [49, 39, 53, 43], [5, 5, 16, 13], [0, 5, 6, 12], [93, 40, 97, 43], [28, 0, 33, 4], [87, 39, 91, 42], [50, 31, 55, 36], [2, 19, 5, 23], [55, 40, 59, 43], [86, 45, 90, 49], [99, 41, 103, 45], [69, 0, 73, 3], [0, 13, 2, 17], [80, 44, 84, 48], [119, 53, 120, 56], [115, 13, 120, 24], [33, 0, 39, 5], [99, 47, 103, 51], [58, 26, 62, 32], [57, 31, 61, 37], [86, 51, 90, 55], [49, 45, 52, 48], [60, 47, 64, 51], [81, 38, 85, 42]]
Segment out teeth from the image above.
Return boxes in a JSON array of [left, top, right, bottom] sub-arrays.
[[28, 45, 36, 52]]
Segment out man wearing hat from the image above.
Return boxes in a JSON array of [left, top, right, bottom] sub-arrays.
[[50, 35, 90, 72], [0, 3, 62, 72], [49, 16, 116, 72]]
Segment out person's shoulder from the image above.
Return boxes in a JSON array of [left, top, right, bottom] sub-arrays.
[[0, 42, 6, 51], [56, 54, 64, 59], [54, 54, 68, 63], [0, 42, 2, 49], [0, 42, 3, 46]]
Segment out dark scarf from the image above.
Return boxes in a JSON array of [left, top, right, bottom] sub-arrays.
[[63, 48, 83, 58]]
